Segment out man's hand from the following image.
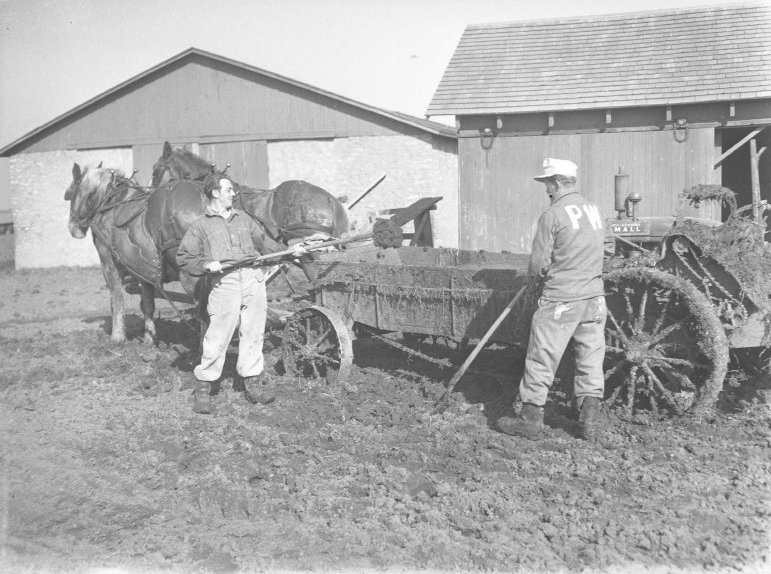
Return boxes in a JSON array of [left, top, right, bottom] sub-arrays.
[[204, 260, 223, 273], [291, 243, 308, 258]]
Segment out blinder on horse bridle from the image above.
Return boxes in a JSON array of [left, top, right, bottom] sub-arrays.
[[70, 171, 126, 230]]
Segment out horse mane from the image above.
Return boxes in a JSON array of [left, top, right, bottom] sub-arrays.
[[170, 148, 212, 177], [80, 166, 125, 198]]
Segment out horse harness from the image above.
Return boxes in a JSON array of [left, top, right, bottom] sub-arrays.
[[87, 176, 201, 334], [275, 184, 336, 241]]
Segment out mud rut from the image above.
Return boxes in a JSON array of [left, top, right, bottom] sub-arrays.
[[1, 267, 770, 573]]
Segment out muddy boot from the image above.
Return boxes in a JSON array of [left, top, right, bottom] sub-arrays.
[[192, 381, 213, 414], [243, 376, 276, 405], [578, 396, 601, 442], [497, 403, 544, 440]]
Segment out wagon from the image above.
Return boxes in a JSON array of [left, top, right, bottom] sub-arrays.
[[280, 193, 771, 417], [279, 245, 531, 383]]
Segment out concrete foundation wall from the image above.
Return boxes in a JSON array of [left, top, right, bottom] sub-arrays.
[[9, 136, 458, 269], [268, 135, 459, 247], [10, 149, 133, 268]]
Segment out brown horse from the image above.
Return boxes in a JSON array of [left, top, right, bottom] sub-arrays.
[[151, 142, 349, 242], [66, 162, 227, 342], [66, 164, 160, 343]]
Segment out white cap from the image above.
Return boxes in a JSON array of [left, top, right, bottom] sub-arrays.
[[533, 158, 578, 180]]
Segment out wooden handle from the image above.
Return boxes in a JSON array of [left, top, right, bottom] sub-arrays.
[[217, 229, 375, 272], [434, 284, 529, 409]]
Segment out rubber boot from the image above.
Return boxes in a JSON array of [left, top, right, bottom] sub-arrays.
[[497, 403, 544, 440], [578, 396, 601, 442], [243, 376, 276, 405], [193, 381, 213, 414]]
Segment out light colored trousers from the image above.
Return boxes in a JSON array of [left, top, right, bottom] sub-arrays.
[[518, 295, 607, 406], [194, 267, 267, 382]]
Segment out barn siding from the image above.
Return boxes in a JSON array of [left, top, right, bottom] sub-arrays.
[[200, 140, 270, 189], [10, 149, 132, 268], [459, 128, 718, 252], [17, 58, 432, 154], [268, 135, 459, 247]]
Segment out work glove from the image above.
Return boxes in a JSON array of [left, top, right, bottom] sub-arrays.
[[302, 232, 336, 252], [291, 243, 308, 258], [204, 260, 223, 273]]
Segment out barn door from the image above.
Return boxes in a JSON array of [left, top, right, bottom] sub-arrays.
[[199, 140, 269, 189]]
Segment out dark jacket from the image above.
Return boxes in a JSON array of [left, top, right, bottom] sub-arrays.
[[176, 207, 284, 276], [529, 189, 611, 302]]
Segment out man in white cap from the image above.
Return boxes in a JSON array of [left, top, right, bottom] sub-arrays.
[[498, 158, 610, 442]]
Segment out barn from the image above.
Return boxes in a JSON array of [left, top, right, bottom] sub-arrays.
[[426, 3, 771, 252], [0, 48, 458, 269]]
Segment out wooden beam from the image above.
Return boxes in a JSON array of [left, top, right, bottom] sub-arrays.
[[714, 127, 765, 169], [751, 138, 761, 221]]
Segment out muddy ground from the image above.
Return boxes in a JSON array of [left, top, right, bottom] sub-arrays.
[[1, 265, 770, 573]]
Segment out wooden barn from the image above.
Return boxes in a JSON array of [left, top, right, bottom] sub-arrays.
[[0, 48, 458, 269], [426, 3, 771, 252]]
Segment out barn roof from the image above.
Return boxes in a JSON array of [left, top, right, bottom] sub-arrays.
[[0, 47, 456, 157], [426, 2, 771, 117]]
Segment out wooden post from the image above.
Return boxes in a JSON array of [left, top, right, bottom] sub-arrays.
[[751, 138, 761, 221]]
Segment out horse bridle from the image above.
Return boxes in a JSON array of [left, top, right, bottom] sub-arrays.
[[72, 172, 150, 229]]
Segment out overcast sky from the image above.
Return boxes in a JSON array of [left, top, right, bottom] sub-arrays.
[[0, 0, 753, 150]]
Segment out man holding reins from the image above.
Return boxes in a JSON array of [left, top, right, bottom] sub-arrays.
[[497, 158, 612, 442], [177, 173, 306, 414]]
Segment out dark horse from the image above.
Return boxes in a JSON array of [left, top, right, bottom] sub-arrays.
[[151, 142, 349, 243]]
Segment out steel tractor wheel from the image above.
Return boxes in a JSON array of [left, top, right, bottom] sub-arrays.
[[602, 267, 728, 416], [281, 306, 353, 384]]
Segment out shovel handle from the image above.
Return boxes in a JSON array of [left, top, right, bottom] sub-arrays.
[[434, 284, 529, 408], [216, 230, 375, 272]]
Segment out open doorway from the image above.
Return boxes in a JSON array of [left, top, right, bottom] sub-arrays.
[[719, 126, 771, 221]]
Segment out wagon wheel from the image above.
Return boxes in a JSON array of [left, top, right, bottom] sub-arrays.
[[603, 267, 728, 416], [281, 306, 353, 384]]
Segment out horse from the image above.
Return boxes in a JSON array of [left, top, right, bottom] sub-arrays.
[[151, 141, 350, 243], [66, 163, 160, 343], [66, 159, 347, 344]]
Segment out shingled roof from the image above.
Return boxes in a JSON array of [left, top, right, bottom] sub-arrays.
[[426, 3, 771, 117]]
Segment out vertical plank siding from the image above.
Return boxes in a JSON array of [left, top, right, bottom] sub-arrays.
[[200, 141, 270, 189], [459, 128, 718, 252], [19, 58, 422, 154]]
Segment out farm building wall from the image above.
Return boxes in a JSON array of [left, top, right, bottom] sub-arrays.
[[8, 131, 458, 268], [268, 135, 458, 247], [10, 149, 133, 268], [2, 52, 459, 269], [458, 128, 718, 252], [12, 56, 438, 155]]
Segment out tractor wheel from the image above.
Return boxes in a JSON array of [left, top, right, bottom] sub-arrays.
[[603, 267, 728, 416], [281, 306, 353, 384]]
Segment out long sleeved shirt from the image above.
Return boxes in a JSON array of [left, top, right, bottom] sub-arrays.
[[176, 206, 285, 276], [529, 190, 612, 302]]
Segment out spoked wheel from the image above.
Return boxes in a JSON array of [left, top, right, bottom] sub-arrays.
[[603, 267, 728, 416], [281, 306, 353, 384]]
